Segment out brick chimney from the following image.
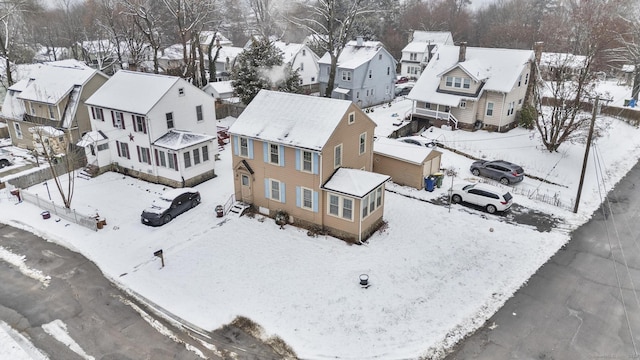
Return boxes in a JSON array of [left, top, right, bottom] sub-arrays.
[[458, 42, 467, 62]]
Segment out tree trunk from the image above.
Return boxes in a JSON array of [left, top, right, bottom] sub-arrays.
[[325, 53, 338, 98]]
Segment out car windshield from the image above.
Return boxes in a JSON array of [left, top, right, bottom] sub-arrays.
[[503, 192, 513, 201], [463, 184, 475, 191]]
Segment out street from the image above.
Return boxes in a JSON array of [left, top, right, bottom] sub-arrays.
[[446, 160, 640, 359], [0, 224, 284, 360]]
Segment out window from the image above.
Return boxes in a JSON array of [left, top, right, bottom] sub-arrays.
[[116, 141, 130, 159], [184, 152, 191, 168], [97, 143, 109, 151], [409, 66, 420, 75], [178, 88, 185, 96], [334, 144, 342, 168], [387, 67, 390, 75], [525, 73, 529, 84], [348, 112, 355, 124], [202, 145, 209, 161], [518, 98, 523, 105], [446, 76, 453, 87], [134, 115, 146, 133], [157, 150, 167, 167], [269, 179, 282, 202], [362, 186, 383, 219], [301, 187, 313, 210], [454, 77, 461, 88], [359, 132, 366, 155], [167, 152, 177, 170], [48, 105, 55, 119], [486, 102, 494, 116], [507, 101, 515, 116], [460, 100, 466, 109], [166, 112, 174, 129], [341, 70, 352, 81], [302, 150, 313, 172], [378, 54, 382, 60], [193, 148, 200, 164], [91, 107, 104, 121], [446, 76, 469, 89], [376, 187, 382, 207], [239, 137, 249, 157], [368, 69, 372, 79], [196, 105, 203, 121], [30, 103, 35, 115], [269, 143, 279, 164], [328, 194, 353, 220], [302, 49, 306, 56], [299, 79, 303, 85], [518, 75, 522, 87], [410, 53, 417, 61], [311, 77, 315, 82], [241, 174, 249, 186], [463, 78, 470, 89], [137, 146, 151, 164], [300, 62, 304, 71], [113, 111, 124, 129], [13, 123, 22, 139]]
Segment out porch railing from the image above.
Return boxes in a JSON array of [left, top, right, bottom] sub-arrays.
[[405, 108, 459, 129]]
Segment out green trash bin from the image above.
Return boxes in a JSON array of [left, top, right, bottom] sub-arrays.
[[434, 172, 444, 188], [624, 99, 630, 107]]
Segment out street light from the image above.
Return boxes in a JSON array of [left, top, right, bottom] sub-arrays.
[[43, 182, 51, 200]]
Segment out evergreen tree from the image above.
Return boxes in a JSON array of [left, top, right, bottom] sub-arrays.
[[232, 38, 301, 104]]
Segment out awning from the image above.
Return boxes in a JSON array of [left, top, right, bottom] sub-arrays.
[[333, 87, 350, 95]]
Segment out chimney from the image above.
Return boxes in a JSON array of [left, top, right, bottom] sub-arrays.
[[458, 42, 467, 62], [534, 41, 544, 65], [356, 36, 364, 47]]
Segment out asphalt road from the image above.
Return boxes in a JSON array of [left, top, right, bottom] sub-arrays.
[[0, 224, 285, 360], [445, 161, 640, 359]]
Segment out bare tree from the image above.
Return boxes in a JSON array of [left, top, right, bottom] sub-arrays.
[[0, 0, 38, 85], [289, 0, 376, 98], [609, 11, 640, 101], [121, 0, 166, 73]]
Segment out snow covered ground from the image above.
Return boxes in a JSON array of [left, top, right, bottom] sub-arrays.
[[0, 81, 639, 359]]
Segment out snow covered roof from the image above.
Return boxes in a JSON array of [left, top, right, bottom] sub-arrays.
[[1, 79, 28, 119], [373, 137, 433, 165], [216, 46, 244, 62], [29, 125, 63, 137], [273, 41, 310, 64], [198, 31, 233, 47], [76, 130, 108, 147], [159, 44, 188, 60], [229, 90, 355, 151], [540, 52, 587, 69], [322, 168, 390, 198], [153, 129, 215, 151], [409, 45, 534, 105], [402, 42, 430, 53], [203, 81, 233, 95], [17, 62, 99, 104], [33, 45, 71, 63], [411, 31, 454, 45], [85, 70, 180, 115], [621, 64, 635, 73], [318, 40, 393, 70]]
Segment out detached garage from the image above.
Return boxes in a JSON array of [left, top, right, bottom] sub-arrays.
[[373, 137, 442, 190]]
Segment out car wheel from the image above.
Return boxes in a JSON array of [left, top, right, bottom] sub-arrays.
[[0, 160, 9, 168], [191, 199, 199, 208], [486, 204, 497, 214], [500, 177, 510, 185], [471, 169, 480, 176], [452, 194, 462, 203], [162, 214, 172, 224]]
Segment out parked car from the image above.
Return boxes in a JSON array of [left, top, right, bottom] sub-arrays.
[[450, 182, 513, 214], [396, 135, 439, 148], [141, 188, 201, 226], [0, 149, 15, 168], [395, 76, 409, 84], [469, 160, 524, 185]]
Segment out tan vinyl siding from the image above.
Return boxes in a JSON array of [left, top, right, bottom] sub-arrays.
[[450, 99, 478, 126], [439, 68, 479, 95]]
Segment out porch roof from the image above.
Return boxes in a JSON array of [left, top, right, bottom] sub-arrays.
[[322, 168, 390, 198], [153, 129, 215, 150]]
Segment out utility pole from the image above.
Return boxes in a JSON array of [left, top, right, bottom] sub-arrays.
[[573, 96, 610, 213]]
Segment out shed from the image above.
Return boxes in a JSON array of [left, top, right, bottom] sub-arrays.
[[373, 137, 442, 189]]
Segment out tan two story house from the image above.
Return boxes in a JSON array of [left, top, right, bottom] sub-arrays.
[[228, 90, 390, 243], [408, 43, 535, 132]]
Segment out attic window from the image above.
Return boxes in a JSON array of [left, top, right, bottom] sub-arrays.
[[378, 54, 382, 60], [302, 49, 306, 56], [178, 88, 185, 96], [348, 112, 355, 124]]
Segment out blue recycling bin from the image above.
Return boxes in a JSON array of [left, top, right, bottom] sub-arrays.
[[425, 176, 436, 192]]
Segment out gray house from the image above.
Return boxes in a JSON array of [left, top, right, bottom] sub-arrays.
[[318, 38, 397, 108]]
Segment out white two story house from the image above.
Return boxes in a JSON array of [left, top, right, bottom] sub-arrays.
[[399, 31, 454, 79], [81, 70, 218, 187]]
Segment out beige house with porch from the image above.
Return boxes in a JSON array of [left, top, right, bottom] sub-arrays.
[[228, 90, 390, 243], [407, 44, 535, 132]]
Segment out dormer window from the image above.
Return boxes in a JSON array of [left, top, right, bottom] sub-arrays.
[[410, 53, 417, 61], [48, 105, 55, 119]]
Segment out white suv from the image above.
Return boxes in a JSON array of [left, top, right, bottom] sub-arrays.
[[450, 182, 513, 214]]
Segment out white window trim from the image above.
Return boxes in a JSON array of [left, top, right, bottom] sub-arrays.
[[268, 143, 280, 165], [301, 150, 314, 173], [359, 132, 367, 155], [348, 112, 355, 124], [327, 193, 354, 221], [301, 187, 314, 210], [334, 144, 342, 169], [239, 137, 249, 158], [269, 178, 282, 202], [486, 102, 494, 117]]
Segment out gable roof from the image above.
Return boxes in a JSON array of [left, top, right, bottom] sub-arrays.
[[322, 168, 390, 198], [411, 31, 454, 45], [203, 80, 233, 95], [85, 70, 181, 114], [409, 45, 534, 106], [318, 40, 394, 69], [17, 61, 100, 104], [228, 90, 355, 151], [272, 41, 318, 64], [153, 129, 215, 150]]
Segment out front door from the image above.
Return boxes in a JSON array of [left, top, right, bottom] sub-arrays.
[[240, 173, 253, 203]]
